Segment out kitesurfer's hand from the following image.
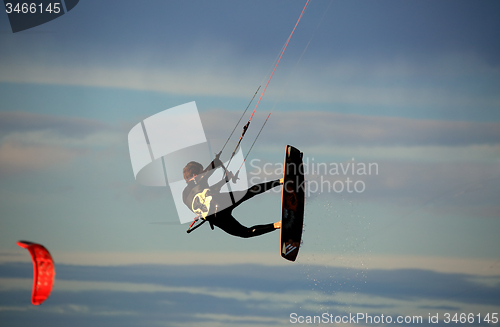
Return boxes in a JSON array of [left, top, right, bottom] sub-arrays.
[[231, 170, 240, 183], [213, 151, 223, 168], [225, 171, 234, 181]]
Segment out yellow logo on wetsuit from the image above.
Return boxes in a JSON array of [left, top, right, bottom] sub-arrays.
[[191, 188, 212, 219]]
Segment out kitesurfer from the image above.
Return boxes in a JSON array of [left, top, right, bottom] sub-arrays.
[[182, 153, 281, 238]]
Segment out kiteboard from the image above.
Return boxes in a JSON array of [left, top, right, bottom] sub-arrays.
[[280, 145, 305, 261]]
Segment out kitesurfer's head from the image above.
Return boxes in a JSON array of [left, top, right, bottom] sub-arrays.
[[183, 161, 203, 182]]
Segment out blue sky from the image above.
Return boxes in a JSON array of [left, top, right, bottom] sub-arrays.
[[0, 1, 499, 326]]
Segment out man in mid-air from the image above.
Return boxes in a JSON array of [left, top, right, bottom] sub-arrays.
[[182, 153, 281, 238]]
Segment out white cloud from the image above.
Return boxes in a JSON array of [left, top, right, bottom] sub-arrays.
[[201, 109, 500, 162], [0, 57, 264, 99], [0, 112, 122, 175], [1, 49, 499, 110], [2, 250, 499, 276], [0, 139, 83, 174], [2, 130, 121, 148], [299, 145, 500, 163], [0, 306, 29, 312]]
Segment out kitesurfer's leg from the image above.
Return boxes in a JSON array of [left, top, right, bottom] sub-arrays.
[[208, 179, 281, 238], [210, 213, 278, 238], [231, 179, 281, 208]]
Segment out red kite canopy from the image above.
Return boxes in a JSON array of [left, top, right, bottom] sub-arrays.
[[17, 241, 55, 305]]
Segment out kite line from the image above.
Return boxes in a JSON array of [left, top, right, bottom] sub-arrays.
[[249, 0, 310, 121], [222, 0, 310, 170]]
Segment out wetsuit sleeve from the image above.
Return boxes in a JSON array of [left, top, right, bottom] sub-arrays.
[[203, 157, 223, 173]]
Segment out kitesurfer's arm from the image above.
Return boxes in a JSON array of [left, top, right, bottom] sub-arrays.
[[190, 153, 223, 186], [203, 159, 222, 173], [197, 151, 224, 182], [202, 151, 223, 173]]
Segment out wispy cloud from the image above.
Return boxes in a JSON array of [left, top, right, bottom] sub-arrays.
[[3, 251, 499, 276], [1, 50, 499, 114], [0, 140, 84, 174], [0, 112, 108, 137], [0, 262, 499, 327], [202, 109, 500, 148], [267, 111, 500, 147], [0, 112, 121, 175]]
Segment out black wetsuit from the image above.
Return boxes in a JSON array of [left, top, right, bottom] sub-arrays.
[[182, 160, 281, 238]]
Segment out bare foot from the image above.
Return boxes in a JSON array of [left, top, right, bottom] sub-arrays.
[[273, 221, 281, 229]]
